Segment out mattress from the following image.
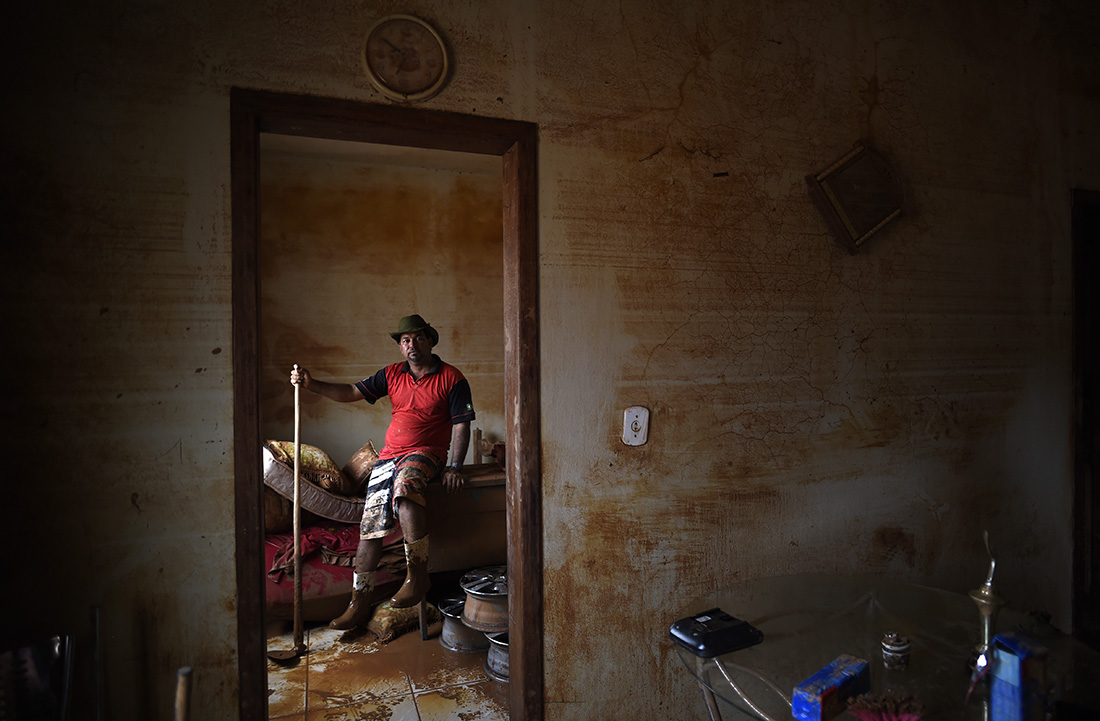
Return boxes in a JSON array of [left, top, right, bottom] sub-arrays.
[[263, 446, 365, 524]]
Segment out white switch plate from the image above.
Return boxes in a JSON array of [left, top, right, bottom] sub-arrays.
[[623, 406, 649, 446]]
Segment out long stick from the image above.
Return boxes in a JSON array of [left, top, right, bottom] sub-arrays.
[[292, 365, 305, 654], [91, 606, 102, 721], [174, 666, 192, 721]]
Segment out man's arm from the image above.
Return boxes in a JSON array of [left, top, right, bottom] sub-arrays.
[[290, 366, 365, 403], [441, 421, 471, 491]]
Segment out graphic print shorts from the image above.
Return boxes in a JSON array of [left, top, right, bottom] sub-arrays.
[[359, 450, 444, 540]]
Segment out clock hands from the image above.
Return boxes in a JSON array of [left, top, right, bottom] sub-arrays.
[[380, 36, 416, 75]]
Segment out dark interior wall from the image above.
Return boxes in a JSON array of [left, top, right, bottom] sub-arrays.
[[2, 1, 1098, 719]]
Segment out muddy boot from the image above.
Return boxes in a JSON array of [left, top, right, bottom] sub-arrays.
[[391, 535, 430, 609], [330, 572, 375, 630]]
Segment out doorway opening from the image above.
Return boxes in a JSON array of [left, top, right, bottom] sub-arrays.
[[231, 89, 542, 720]]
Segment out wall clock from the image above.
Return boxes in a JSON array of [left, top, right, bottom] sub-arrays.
[[361, 14, 450, 102]]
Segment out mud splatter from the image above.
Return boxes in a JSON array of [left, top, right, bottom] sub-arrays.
[[868, 526, 918, 569]]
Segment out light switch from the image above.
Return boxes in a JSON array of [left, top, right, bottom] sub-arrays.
[[622, 406, 649, 446]]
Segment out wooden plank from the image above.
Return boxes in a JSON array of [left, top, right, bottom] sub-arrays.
[[503, 127, 543, 721], [229, 89, 267, 721], [234, 88, 529, 156], [1072, 189, 1100, 649]]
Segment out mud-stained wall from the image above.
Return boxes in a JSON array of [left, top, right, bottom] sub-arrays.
[[257, 140, 505, 464], [3, 0, 1099, 719]]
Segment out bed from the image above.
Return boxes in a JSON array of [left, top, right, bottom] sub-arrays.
[[262, 441, 507, 622]]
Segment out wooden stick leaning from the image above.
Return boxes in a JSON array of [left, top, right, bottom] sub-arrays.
[[293, 366, 306, 654], [266, 368, 307, 664], [174, 666, 192, 721]]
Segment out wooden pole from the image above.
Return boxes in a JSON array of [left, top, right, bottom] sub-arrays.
[[174, 667, 192, 721], [292, 366, 305, 654]]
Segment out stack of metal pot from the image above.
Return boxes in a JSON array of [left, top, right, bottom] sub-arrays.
[[438, 565, 509, 682]]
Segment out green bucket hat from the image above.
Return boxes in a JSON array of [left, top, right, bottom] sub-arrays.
[[390, 314, 439, 347]]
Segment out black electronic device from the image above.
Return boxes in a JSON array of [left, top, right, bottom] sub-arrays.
[[669, 608, 763, 658]]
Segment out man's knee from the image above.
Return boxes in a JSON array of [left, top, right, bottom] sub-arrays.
[[395, 495, 426, 512], [395, 496, 428, 539]]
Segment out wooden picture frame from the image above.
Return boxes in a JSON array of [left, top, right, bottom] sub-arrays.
[[807, 141, 903, 253]]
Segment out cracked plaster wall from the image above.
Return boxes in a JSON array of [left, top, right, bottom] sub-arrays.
[[2, 0, 1098, 718]]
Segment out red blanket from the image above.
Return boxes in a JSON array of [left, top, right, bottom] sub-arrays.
[[264, 523, 405, 619], [267, 524, 362, 581]]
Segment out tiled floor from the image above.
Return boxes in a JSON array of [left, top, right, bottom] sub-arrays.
[[266, 618, 508, 720]]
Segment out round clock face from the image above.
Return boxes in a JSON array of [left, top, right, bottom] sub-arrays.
[[362, 15, 449, 102]]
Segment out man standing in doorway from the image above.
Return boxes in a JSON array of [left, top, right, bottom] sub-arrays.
[[290, 314, 475, 629]]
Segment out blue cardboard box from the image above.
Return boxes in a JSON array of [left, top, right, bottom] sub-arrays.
[[792, 654, 870, 721], [990, 631, 1048, 721]]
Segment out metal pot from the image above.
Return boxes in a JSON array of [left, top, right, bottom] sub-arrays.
[[460, 565, 508, 633], [439, 597, 489, 654], [485, 632, 509, 683]]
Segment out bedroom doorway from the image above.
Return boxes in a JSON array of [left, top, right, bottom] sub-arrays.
[[230, 90, 542, 721]]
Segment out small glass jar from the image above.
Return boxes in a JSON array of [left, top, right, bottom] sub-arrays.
[[881, 632, 910, 671]]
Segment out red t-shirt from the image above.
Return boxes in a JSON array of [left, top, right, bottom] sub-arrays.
[[354, 356, 475, 459]]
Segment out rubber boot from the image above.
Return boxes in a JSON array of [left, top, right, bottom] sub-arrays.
[[330, 572, 375, 629], [391, 535, 430, 609]]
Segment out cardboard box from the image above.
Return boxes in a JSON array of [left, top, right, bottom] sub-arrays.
[[990, 631, 1048, 721], [792, 654, 871, 721]]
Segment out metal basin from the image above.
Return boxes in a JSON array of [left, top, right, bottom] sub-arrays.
[[485, 631, 509, 683], [460, 565, 508, 633], [439, 597, 489, 653]]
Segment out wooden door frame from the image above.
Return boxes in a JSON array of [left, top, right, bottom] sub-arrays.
[[230, 88, 542, 719], [1072, 188, 1099, 649]]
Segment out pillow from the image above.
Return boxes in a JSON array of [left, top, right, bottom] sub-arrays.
[[367, 600, 441, 643], [342, 440, 380, 495], [265, 440, 357, 496]]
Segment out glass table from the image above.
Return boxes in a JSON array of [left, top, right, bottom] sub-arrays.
[[673, 574, 1100, 721]]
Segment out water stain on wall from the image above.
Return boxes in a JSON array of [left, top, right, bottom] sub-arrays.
[[866, 525, 918, 570], [258, 146, 506, 462]]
